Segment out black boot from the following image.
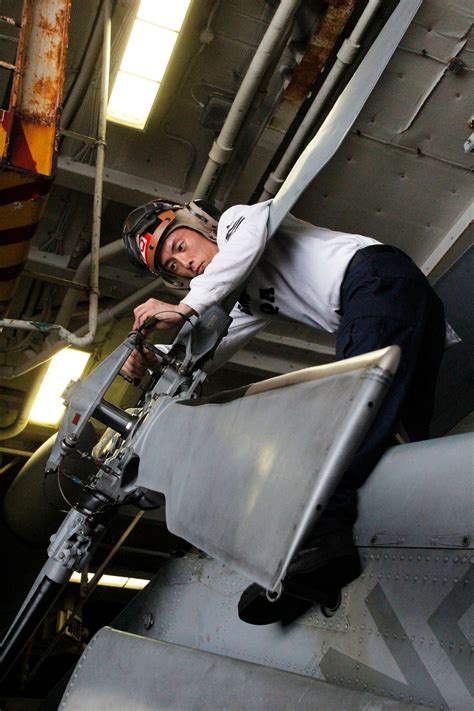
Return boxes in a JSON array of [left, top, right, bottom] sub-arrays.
[[238, 530, 361, 626], [237, 583, 314, 626]]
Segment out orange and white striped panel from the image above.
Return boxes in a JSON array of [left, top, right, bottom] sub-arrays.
[[0, 170, 50, 315]]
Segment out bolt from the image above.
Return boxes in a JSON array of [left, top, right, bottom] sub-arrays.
[[143, 612, 154, 630], [448, 56, 466, 73]]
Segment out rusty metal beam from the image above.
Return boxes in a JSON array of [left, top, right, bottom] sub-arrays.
[[8, 0, 71, 176], [286, 1, 357, 101], [270, 0, 357, 133], [0, 0, 71, 317]]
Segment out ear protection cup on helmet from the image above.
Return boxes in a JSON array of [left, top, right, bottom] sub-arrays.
[[123, 201, 174, 272], [123, 200, 221, 289]]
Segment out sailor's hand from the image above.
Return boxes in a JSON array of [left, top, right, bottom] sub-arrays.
[[121, 348, 157, 382], [133, 299, 196, 332]]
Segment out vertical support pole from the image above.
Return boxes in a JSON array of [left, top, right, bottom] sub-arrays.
[[0, 0, 71, 316], [87, 0, 111, 344], [8, 0, 71, 176]]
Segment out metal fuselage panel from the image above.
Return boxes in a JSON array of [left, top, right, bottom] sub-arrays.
[[112, 546, 473, 710], [110, 433, 474, 710]]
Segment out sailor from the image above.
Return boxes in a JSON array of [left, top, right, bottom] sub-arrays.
[[122, 199, 446, 624]]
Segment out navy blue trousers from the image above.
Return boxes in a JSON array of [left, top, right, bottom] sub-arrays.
[[320, 247, 446, 530]]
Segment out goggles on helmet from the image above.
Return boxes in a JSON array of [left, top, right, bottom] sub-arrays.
[[123, 200, 219, 289]]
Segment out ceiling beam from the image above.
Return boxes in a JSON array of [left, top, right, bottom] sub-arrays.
[[25, 247, 160, 300], [228, 336, 333, 376], [56, 156, 193, 207]]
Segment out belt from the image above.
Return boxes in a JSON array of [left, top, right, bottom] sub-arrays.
[[345, 244, 410, 274]]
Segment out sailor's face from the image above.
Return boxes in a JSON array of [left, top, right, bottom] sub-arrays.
[[158, 227, 218, 279]]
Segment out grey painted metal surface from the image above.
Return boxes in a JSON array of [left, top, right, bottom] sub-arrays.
[[111, 545, 473, 710], [105, 432, 473, 710], [123, 348, 399, 590], [431, 246, 474, 437], [295, 0, 474, 268], [355, 433, 474, 547], [56, 426, 473, 709], [112, 554, 472, 709], [60, 626, 423, 710]]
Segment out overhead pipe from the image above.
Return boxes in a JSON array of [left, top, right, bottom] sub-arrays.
[[61, 1, 107, 130], [193, 0, 302, 201], [0, 239, 134, 381], [0, 274, 159, 439], [56, 239, 124, 328], [69, 0, 111, 346], [0, 277, 161, 381], [260, 0, 382, 200], [0, 0, 112, 347]]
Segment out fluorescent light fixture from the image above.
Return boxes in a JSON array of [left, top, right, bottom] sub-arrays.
[[69, 571, 150, 590], [107, 0, 191, 130], [137, 0, 191, 30], [29, 348, 90, 426]]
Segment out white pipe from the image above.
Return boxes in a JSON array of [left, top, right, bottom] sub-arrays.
[[0, 279, 160, 380], [0, 241, 124, 351], [260, 0, 382, 200], [77, 0, 111, 346], [56, 240, 125, 328], [0, 246, 155, 436], [193, 0, 301, 201], [61, 1, 109, 129]]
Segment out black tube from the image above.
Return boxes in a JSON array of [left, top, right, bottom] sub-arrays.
[[0, 575, 64, 680], [92, 399, 136, 436]]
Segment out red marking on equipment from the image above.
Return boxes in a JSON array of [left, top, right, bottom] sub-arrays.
[[9, 119, 37, 172], [0, 109, 14, 138], [72, 413, 81, 425]]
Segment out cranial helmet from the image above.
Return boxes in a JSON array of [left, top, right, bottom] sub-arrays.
[[123, 199, 220, 289]]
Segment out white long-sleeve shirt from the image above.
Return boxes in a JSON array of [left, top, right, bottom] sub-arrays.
[[181, 201, 380, 370]]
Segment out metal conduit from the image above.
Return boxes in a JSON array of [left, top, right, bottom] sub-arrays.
[[56, 240, 124, 328], [260, 0, 382, 200], [0, 278, 160, 380], [0, 238, 135, 381], [69, 0, 111, 346], [61, 1, 108, 130], [193, 0, 302, 201], [0, 275, 158, 439]]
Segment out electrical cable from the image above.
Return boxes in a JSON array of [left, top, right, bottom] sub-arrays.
[[135, 309, 196, 372], [42, 471, 69, 514], [56, 467, 78, 512], [138, 309, 194, 335]]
